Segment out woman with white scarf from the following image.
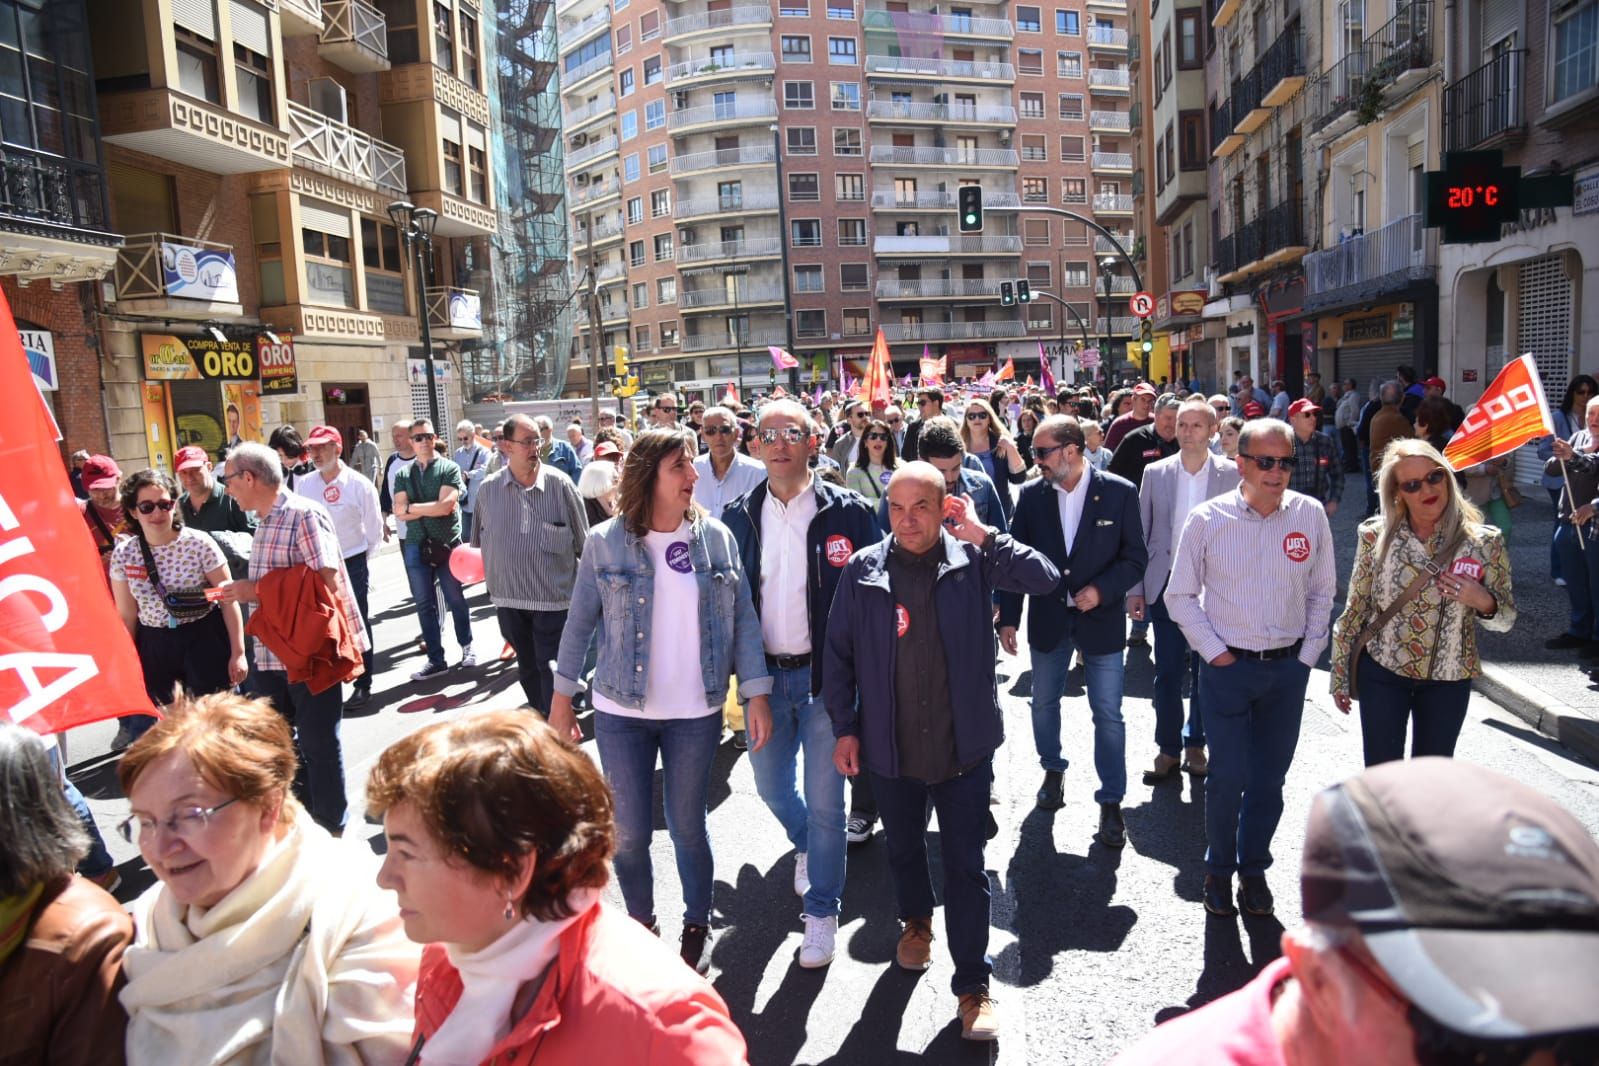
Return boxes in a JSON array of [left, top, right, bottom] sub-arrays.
[[117, 692, 420, 1065], [367, 710, 748, 1065]]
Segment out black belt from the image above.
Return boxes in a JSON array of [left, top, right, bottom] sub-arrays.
[[766, 653, 811, 670], [1225, 640, 1303, 661]]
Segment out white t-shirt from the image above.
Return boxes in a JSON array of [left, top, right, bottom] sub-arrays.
[[594, 522, 715, 720], [109, 528, 227, 628]]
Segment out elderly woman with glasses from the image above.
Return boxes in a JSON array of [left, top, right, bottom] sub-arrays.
[[1330, 440, 1516, 766], [117, 692, 419, 1065]]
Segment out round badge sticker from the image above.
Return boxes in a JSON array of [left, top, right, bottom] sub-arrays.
[[323, 484, 341, 504], [1283, 532, 1311, 563], [895, 604, 910, 638], [879, 469, 892, 488], [665, 542, 693, 574], [825, 534, 854, 567]]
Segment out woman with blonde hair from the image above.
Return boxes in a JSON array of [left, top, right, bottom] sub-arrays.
[[959, 396, 1026, 521], [1330, 439, 1516, 766], [117, 691, 418, 1065]]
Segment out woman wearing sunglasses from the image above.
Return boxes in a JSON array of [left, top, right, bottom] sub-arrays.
[[1330, 440, 1516, 766], [108, 469, 245, 747], [845, 417, 901, 507], [959, 397, 1026, 522]]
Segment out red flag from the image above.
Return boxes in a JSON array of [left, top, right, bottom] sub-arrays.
[[864, 328, 894, 408], [0, 293, 158, 734], [1443, 354, 1556, 469], [995, 357, 1016, 382], [1039, 341, 1057, 395]]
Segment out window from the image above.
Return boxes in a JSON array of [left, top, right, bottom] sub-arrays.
[[1177, 9, 1201, 68], [1019, 48, 1044, 74], [787, 127, 817, 154], [789, 172, 821, 200], [795, 264, 824, 291], [651, 189, 671, 217], [1021, 134, 1047, 161], [780, 0, 809, 14], [791, 219, 822, 246], [842, 308, 870, 335], [615, 24, 632, 54], [833, 128, 862, 155], [468, 142, 487, 202], [1026, 262, 1051, 288], [1020, 92, 1045, 118], [1179, 111, 1205, 170], [1062, 177, 1087, 203], [781, 35, 812, 61], [1060, 134, 1086, 160], [301, 210, 354, 308], [660, 322, 679, 346], [620, 110, 638, 140], [836, 173, 865, 200], [618, 68, 634, 96], [433, 1, 455, 74], [653, 233, 674, 260], [1155, 137, 1165, 191], [657, 277, 677, 304], [563, 34, 611, 77], [1058, 50, 1082, 77], [1028, 302, 1052, 329], [828, 37, 857, 63], [1182, 221, 1195, 280], [629, 240, 645, 267], [828, 2, 855, 18], [443, 137, 464, 195], [1064, 260, 1089, 286], [175, 26, 220, 103], [1552, 1, 1597, 104], [1059, 93, 1085, 119], [633, 282, 649, 309], [840, 263, 869, 290], [635, 324, 651, 349], [785, 81, 815, 108], [1023, 218, 1050, 245], [360, 218, 407, 314], [831, 82, 861, 109], [837, 218, 867, 245], [796, 310, 827, 337], [1022, 177, 1048, 203], [1165, 126, 1176, 182], [459, 9, 481, 86], [643, 56, 662, 84], [1057, 9, 1080, 34], [627, 196, 643, 223], [647, 144, 668, 173], [717, 180, 743, 209], [1016, 6, 1041, 30], [623, 154, 640, 181], [640, 11, 660, 40], [377, 0, 420, 64], [232, 42, 273, 124], [645, 100, 666, 129]]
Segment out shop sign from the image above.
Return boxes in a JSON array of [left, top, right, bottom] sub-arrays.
[[641, 364, 673, 386], [21, 330, 55, 391], [1574, 172, 1599, 217], [162, 241, 239, 303], [1392, 304, 1415, 341], [1171, 290, 1207, 317], [406, 358, 453, 385], [142, 334, 256, 381], [448, 289, 483, 331], [257, 335, 297, 394], [1342, 314, 1390, 344]]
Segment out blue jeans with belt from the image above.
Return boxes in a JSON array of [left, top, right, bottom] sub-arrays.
[[1354, 651, 1471, 766], [1150, 594, 1205, 758]]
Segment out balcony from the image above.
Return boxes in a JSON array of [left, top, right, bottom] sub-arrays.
[[1095, 233, 1135, 255], [1446, 50, 1525, 151], [1095, 316, 1137, 334], [676, 190, 781, 220], [593, 261, 626, 286], [426, 286, 483, 340], [1093, 192, 1134, 214], [865, 100, 1018, 124], [875, 278, 1003, 299], [100, 88, 289, 174], [0, 148, 120, 284], [1088, 26, 1129, 50], [1129, 101, 1141, 130], [679, 283, 785, 310], [1306, 213, 1435, 308], [285, 101, 406, 195], [862, 10, 1014, 39], [319, 0, 389, 73], [1260, 25, 1307, 106], [1128, 27, 1140, 68], [1216, 200, 1306, 282], [1212, 0, 1240, 29], [1088, 67, 1131, 93], [668, 98, 778, 132], [675, 236, 784, 264], [869, 189, 1023, 210], [1211, 97, 1243, 158], [1101, 274, 1136, 293], [1230, 65, 1268, 135], [664, 51, 776, 85], [880, 320, 1027, 342], [663, 4, 772, 41], [864, 55, 1016, 82], [670, 144, 777, 175], [114, 234, 243, 319], [1091, 109, 1131, 133], [280, 0, 325, 35], [558, 6, 611, 50], [563, 94, 617, 131], [1091, 151, 1134, 173], [867, 145, 1019, 167], [565, 134, 619, 171], [570, 180, 621, 210], [681, 328, 788, 353], [873, 234, 1023, 255], [572, 214, 625, 248], [1310, 2, 1433, 139]]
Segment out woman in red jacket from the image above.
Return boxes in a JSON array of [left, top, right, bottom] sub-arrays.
[[367, 710, 749, 1066]]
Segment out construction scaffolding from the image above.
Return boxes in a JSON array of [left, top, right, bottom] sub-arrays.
[[469, 0, 573, 401]]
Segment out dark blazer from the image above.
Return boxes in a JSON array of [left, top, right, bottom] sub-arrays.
[[997, 465, 1146, 657]]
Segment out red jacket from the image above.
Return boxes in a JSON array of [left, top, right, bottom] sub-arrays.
[[413, 902, 748, 1066], [246, 563, 363, 694]]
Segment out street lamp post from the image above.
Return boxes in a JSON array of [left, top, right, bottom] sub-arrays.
[[1099, 254, 1118, 383], [732, 266, 744, 401], [388, 200, 442, 428]]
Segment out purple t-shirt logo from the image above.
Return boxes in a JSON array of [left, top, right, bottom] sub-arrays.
[[665, 542, 693, 574]]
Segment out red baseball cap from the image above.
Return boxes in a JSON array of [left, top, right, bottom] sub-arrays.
[[306, 425, 343, 449], [1132, 382, 1158, 398], [1423, 376, 1447, 391], [82, 454, 121, 491], [174, 445, 209, 471], [1287, 398, 1321, 418], [1242, 401, 1266, 418], [592, 441, 622, 461]]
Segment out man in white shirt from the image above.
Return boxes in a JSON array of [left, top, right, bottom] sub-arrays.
[[299, 424, 384, 706], [692, 406, 766, 518]]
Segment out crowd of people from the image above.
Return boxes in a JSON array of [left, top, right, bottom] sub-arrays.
[[18, 363, 1597, 1062]]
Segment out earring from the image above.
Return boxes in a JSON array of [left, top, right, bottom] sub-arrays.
[[503, 898, 516, 921]]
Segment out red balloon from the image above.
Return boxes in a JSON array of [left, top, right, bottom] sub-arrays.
[[449, 544, 485, 585]]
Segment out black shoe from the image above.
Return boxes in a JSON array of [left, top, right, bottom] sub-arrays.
[[1580, 642, 1599, 660], [346, 687, 370, 709], [1035, 770, 1065, 811], [680, 922, 712, 975], [986, 809, 999, 841], [1127, 632, 1149, 648], [1203, 875, 1238, 917], [1095, 802, 1126, 848], [733, 729, 748, 750], [1238, 876, 1275, 917], [1546, 633, 1587, 650]]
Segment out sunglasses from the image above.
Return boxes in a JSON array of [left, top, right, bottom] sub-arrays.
[[966, 412, 989, 421], [492, 434, 504, 441], [658, 406, 679, 414], [1239, 452, 1295, 471], [886, 419, 903, 426], [1034, 443, 1067, 460], [1398, 468, 1449, 494], [412, 433, 436, 442], [216, 470, 242, 484], [135, 499, 176, 515], [703, 425, 737, 436], [759, 426, 807, 444], [865, 432, 890, 442]]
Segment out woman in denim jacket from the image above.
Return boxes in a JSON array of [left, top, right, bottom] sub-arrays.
[[550, 428, 773, 976]]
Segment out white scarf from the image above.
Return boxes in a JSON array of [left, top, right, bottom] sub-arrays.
[[424, 888, 603, 1066]]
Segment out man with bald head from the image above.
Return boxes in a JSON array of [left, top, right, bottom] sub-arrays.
[[824, 461, 1059, 1042]]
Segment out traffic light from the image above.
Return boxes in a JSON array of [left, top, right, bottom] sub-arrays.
[[958, 185, 983, 233], [1139, 318, 1154, 354], [1016, 280, 1032, 303], [999, 281, 1015, 306], [613, 344, 629, 377]]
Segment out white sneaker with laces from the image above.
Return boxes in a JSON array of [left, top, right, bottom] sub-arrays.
[[459, 645, 477, 668], [793, 852, 810, 898], [846, 815, 874, 844], [797, 914, 837, 968]]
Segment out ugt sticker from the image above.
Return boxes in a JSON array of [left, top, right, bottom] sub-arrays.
[[323, 484, 341, 504], [1283, 532, 1311, 563], [825, 535, 853, 567], [1450, 558, 1483, 582], [894, 604, 910, 638]]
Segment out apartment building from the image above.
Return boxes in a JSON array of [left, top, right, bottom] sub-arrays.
[[555, 0, 1142, 398]]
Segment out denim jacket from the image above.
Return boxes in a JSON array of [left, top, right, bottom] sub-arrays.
[[553, 514, 773, 711]]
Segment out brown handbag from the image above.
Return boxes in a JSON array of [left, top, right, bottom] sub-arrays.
[[1347, 529, 1467, 699]]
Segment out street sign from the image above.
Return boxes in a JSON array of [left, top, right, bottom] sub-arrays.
[[1129, 292, 1154, 318], [1079, 347, 1101, 368]]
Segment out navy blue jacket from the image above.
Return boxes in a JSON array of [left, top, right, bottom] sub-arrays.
[[824, 529, 1060, 779], [877, 465, 1009, 536], [722, 476, 882, 695], [997, 466, 1147, 657]]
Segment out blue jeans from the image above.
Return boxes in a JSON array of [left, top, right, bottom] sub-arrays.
[[344, 552, 373, 687], [1354, 651, 1471, 766], [595, 710, 722, 926], [747, 665, 846, 918], [460, 510, 474, 542], [1030, 638, 1127, 803], [1554, 519, 1599, 640], [1197, 656, 1309, 878], [1549, 488, 1564, 582], [61, 775, 114, 878], [250, 668, 347, 831], [1150, 595, 1205, 758], [872, 759, 993, 996], [402, 540, 473, 666]]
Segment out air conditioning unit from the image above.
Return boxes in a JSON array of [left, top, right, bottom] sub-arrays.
[[572, 133, 589, 147], [308, 77, 347, 123], [575, 173, 591, 185], [998, 129, 1012, 146]]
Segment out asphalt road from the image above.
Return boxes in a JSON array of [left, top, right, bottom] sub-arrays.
[[65, 503, 1599, 1066]]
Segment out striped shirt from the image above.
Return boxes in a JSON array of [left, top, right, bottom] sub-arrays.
[[1287, 430, 1343, 505], [470, 463, 591, 611], [247, 491, 369, 671], [1164, 487, 1336, 667]]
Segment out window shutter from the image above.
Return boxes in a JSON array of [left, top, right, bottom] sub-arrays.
[[1481, 0, 1517, 50], [300, 198, 352, 238], [1407, 140, 1425, 169], [230, 0, 271, 54], [438, 108, 463, 144], [173, 0, 217, 39]]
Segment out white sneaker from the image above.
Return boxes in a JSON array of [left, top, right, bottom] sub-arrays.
[[459, 645, 477, 668], [793, 852, 810, 898], [1555, 577, 1568, 587], [797, 913, 837, 968]]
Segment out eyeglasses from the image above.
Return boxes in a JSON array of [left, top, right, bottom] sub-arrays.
[[117, 797, 239, 844], [1212, 404, 1231, 413], [135, 499, 176, 515], [886, 419, 903, 427], [703, 425, 737, 436], [412, 433, 436, 442], [966, 412, 989, 422], [1239, 452, 1295, 471], [1398, 468, 1449, 494], [492, 434, 504, 441], [658, 406, 679, 414], [216, 470, 243, 485], [505, 436, 538, 447], [865, 432, 890, 442], [759, 427, 808, 444], [851, 411, 869, 420], [1034, 443, 1067, 460]]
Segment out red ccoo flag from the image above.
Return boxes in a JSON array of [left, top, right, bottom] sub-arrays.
[[0, 291, 158, 734], [995, 356, 1016, 382], [863, 328, 894, 408], [1442, 354, 1556, 470]]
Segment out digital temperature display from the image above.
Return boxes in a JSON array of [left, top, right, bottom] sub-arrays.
[[1445, 185, 1501, 209], [1424, 151, 1521, 244]]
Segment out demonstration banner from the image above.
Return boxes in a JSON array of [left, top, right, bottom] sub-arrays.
[[2, 293, 157, 734], [1442, 354, 1556, 470]]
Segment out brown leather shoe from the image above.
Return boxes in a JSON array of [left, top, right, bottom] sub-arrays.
[[1183, 746, 1209, 777], [958, 989, 999, 1041], [1142, 753, 1181, 784], [896, 916, 934, 971]]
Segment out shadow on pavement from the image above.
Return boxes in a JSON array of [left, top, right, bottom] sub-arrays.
[[1122, 775, 1208, 903], [1482, 717, 1599, 770], [1154, 907, 1285, 1025]]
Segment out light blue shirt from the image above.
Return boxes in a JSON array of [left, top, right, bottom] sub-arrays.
[[692, 451, 767, 518]]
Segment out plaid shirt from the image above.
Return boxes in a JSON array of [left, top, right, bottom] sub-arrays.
[[1288, 430, 1343, 505], [248, 491, 369, 672]]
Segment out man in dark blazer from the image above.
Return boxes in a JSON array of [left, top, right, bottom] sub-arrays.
[[998, 415, 1146, 847]]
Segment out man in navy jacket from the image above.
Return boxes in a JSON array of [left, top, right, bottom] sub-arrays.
[[998, 415, 1146, 848], [824, 463, 1057, 1042]]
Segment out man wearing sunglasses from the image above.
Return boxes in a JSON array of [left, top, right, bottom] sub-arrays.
[[392, 418, 476, 679], [691, 405, 765, 520], [827, 401, 874, 468], [1285, 397, 1344, 515], [900, 387, 944, 462], [1164, 418, 1335, 919], [649, 393, 681, 428]]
